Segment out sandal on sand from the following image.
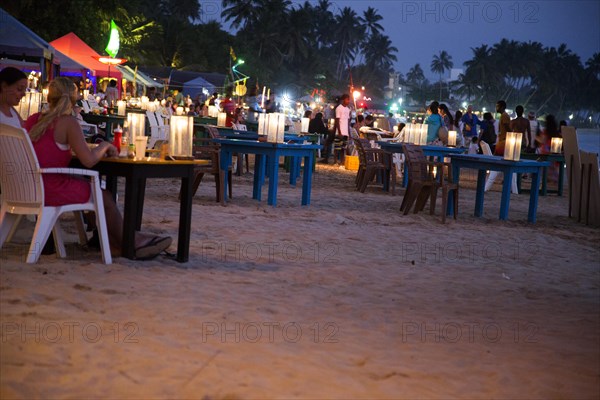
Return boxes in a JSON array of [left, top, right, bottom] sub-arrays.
[[135, 236, 173, 260]]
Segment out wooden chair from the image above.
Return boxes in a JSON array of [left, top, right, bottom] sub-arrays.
[[205, 125, 249, 175], [0, 123, 112, 263], [401, 143, 458, 223], [354, 138, 395, 194], [182, 134, 232, 203]]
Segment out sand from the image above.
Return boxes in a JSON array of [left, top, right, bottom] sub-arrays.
[[1, 162, 599, 399]]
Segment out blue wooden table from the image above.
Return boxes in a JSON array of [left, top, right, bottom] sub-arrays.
[[377, 141, 466, 187], [214, 139, 322, 206], [450, 154, 550, 223], [517, 152, 565, 196]]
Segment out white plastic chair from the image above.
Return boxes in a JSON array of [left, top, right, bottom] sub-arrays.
[[0, 123, 112, 264], [155, 111, 169, 141], [481, 140, 518, 194], [145, 110, 162, 148]]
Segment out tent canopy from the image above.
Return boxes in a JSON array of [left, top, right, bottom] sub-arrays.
[[182, 76, 215, 99], [0, 8, 55, 60], [50, 32, 121, 79], [117, 65, 163, 88]]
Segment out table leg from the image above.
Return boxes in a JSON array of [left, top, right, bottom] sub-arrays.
[[220, 150, 232, 204], [528, 170, 542, 223], [267, 153, 279, 206], [402, 162, 409, 188], [541, 165, 548, 196], [302, 153, 313, 205], [475, 169, 486, 217], [177, 170, 193, 262], [135, 178, 146, 231], [289, 156, 298, 186], [499, 171, 512, 220], [121, 177, 139, 259], [558, 161, 564, 196], [253, 154, 265, 200], [448, 164, 460, 216]]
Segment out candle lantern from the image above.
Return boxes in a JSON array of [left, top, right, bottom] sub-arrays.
[[208, 105, 218, 118], [503, 131, 522, 161], [127, 112, 146, 143], [257, 113, 268, 136], [117, 100, 126, 116], [267, 113, 285, 143], [419, 123, 428, 145], [83, 89, 89, 100], [169, 115, 194, 157], [17, 91, 42, 120], [550, 137, 563, 153], [217, 112, 227, 127], [301, 117, 310, 133], [176, 106, 184, 116], [140, 96, 149, 110], [448, 130, 457, 147]]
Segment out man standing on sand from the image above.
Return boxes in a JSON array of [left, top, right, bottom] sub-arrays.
[[321, 94, 350, 164], [494, 100, 511, 156], [510, 105, 531, 149]]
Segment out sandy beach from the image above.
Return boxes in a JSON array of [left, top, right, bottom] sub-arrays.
[[1, 162, 599, 399]]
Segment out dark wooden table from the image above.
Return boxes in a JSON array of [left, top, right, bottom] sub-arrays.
[[90, 157, 197, 261]]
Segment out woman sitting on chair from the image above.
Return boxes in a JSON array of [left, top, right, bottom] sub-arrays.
[[24, 77, 171, 259]]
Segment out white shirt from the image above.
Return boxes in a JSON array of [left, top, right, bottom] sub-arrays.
[[335, 104, 350, 136], [0, 107, 22, 128]]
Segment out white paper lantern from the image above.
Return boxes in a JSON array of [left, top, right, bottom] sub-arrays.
[[169, 115, 194, 157], [208, 105, 218, 118], [257, 113, 267, 136], [419, 123, 428, 145], [140, 96, 149, 110], [127, 112, 146, 143], [550, 137, 563, 153], [448, 130, 457, 147], [217, 112, 227, 127], [117, 100, 126, 116], [301, 117, 310, 133], [267, 113, 285, 143], [503, 131, 522, 161], [17, 91, 42, 120]]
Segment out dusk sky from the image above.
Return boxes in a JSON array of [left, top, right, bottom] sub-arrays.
[[211, 0, 600, 79]]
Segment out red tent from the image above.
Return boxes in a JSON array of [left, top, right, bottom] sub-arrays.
[[50, 32, 122, 92]]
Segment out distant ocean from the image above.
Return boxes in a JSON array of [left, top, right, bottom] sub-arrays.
[[577, 129, 600, 155]]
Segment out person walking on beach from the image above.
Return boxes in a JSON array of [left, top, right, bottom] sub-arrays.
[[527, 111, 541, 153], [494, 100, 511, 156], [510, 105, 531, 149], [321, 94, 350, 164], [460, 105, 481, 142], [424, 102, 443, 143]]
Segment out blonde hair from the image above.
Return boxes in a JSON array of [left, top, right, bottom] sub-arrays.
[[29, 77, 78, 141]]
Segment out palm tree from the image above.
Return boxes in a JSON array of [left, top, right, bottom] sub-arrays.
[[221, 0, 262, 31], [333, 7, 363, 80], [464, 45, 499, 105], [360, 7, 383, 37], [431, 50, 453, 101], [363, 32, 397, 71]]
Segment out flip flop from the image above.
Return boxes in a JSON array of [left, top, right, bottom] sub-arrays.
[[135, 236, 173, 260]]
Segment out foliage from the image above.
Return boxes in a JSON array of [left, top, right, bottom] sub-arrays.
[[4, 2, 598, 122]]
